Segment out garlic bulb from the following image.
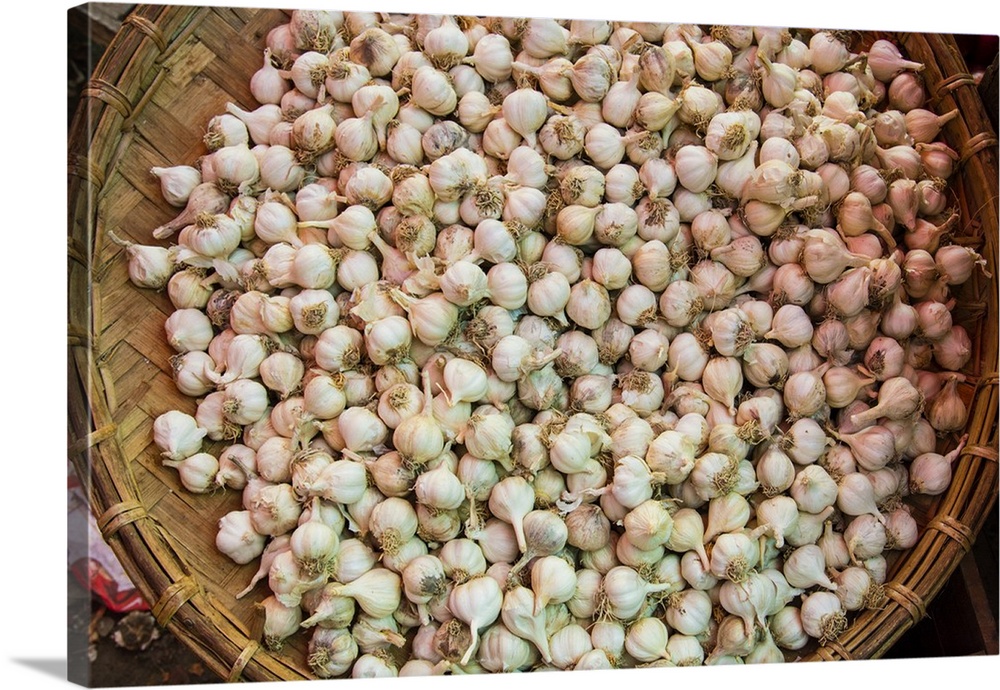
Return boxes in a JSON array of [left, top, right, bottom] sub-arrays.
[[151, 165, 202, 207], [625, 617, 670, 662], [153, 410, 207, 461], [447, 575, 503, 664], [217, 510, 267, 564], [602, 565, 676, 620]]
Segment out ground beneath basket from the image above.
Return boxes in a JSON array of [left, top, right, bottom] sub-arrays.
[[69, 574, 206, 687]]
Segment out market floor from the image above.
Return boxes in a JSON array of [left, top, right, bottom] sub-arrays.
[[68, 574, 207, 687]]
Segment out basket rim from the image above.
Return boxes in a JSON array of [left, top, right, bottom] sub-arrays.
[[67, 5, 1000, 680]]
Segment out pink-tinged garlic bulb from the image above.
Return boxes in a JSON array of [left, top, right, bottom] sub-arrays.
[[910, 435, 969, 495]]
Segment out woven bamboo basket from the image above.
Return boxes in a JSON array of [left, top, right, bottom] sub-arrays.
[[67, 4, 999, 681]]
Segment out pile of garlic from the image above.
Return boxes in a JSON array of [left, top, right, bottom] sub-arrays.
[[117, 10, 990, 676]]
